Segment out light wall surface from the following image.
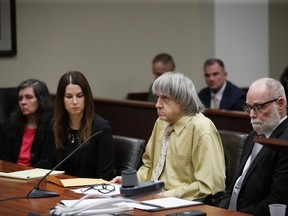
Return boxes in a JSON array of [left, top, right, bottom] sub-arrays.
[[0, 0, 203, 99], [269, 0, 288, 79], [0, 0, 287, 99], [214, 0, 269, 87]]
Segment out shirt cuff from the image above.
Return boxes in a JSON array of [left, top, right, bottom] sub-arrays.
[[164, 189, 176, 197]]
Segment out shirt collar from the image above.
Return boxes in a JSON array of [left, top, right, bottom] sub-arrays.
[[211, 81, 227, 100], [172, 115, 195, 136]]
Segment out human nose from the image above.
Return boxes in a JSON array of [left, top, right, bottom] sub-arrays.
[[205, 76, 213, 84], [208, 75, 215, 82], [72, 96, 78, 104], [155, 98, 163, 108], [249, 108, 257, 118], [19, 97, 27, 104]]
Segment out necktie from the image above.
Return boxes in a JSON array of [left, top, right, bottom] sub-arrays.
[[212, 95, 219, 109], [152, 124, 174, 181], [228, 138, 264, 210]]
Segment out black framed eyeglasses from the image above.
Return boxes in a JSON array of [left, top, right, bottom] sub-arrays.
[[242, 98, 279, 114], [81, 184, 115, 194]]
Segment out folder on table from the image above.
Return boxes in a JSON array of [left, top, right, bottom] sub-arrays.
[[47, 175, 110, 187], [0, 168, 64, 182]]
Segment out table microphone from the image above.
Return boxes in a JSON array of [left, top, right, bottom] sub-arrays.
[[120, 169, 164, 198], [26, 131, 103, 198]]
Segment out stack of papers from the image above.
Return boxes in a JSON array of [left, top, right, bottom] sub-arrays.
[[53, 197, 133, 215], [59, 197, 203, 212]]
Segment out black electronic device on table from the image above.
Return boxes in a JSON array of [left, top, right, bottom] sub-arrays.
[[166, 210, 206, 216]]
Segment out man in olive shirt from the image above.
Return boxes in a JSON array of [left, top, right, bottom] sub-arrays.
[[112, 72, 225, 200]]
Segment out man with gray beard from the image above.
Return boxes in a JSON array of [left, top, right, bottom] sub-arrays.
[[225, 77, 288, 216]]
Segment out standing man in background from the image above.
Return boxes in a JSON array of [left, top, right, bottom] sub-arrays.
[[198, 58, 246, 111], [148, 53, 176, 102]]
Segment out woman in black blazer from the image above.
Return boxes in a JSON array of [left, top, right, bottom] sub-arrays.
[[52, 71, 115, 180]]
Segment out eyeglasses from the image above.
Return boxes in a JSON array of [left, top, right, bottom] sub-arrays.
[[81, 184, 115, 194], [242, 98, 279, 114]]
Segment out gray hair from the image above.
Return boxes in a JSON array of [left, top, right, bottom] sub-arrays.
[[266, 78, 286, 102], [152, 72, 204, 115], [251, 77, 287, 103]]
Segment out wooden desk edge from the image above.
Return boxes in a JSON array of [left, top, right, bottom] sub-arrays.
[[0, 160, 252, 216]]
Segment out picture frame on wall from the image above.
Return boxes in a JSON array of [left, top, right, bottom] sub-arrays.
[[0, 0, 16, 56]]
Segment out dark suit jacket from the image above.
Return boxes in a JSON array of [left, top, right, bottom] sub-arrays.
[[198, 81, 246, 111], [227, 117, 288, 216]]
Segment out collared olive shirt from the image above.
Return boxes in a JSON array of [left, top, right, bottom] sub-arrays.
[[137, 113, 226, 200]]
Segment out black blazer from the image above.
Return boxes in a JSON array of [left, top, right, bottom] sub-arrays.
[[198, 81, 246, 111], [228, 117, 288, 216], [51, 115, 115, 181]]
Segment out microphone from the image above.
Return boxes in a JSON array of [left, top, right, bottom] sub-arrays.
[[120, 169, 164, 198], [27, 131, 103, 198]]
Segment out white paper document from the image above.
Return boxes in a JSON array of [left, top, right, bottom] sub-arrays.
[[54, 197, 132, 215], [131, 197, 203, 211], [59, 197, 203, 213], [60, 198, 120, 207]]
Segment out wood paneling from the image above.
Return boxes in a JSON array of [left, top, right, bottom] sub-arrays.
[[94, 98, 252, 142]]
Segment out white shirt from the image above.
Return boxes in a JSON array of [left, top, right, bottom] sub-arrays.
[[210, 81, 227, 108]]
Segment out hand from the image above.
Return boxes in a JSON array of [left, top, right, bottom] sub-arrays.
[[110, 176, 122, 184], [157, 191, 165, 197]]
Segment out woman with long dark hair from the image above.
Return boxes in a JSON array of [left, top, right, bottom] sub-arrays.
[[53, 71, 114, 180], [0, 79, 54, 168]]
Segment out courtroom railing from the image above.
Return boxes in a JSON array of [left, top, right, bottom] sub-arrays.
[[93, 97, 252, 142], [94, 98, 158, 142], [1, 93, 252, 142], [204, 108, 252, 134]]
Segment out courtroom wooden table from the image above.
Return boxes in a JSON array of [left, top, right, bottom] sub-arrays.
[[0, 161, 251, 216]]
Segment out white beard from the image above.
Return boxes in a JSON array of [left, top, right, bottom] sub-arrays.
[[251, 105, 281, 135]]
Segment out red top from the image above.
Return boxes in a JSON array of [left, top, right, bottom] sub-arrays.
[[17, 127, 36, 166]]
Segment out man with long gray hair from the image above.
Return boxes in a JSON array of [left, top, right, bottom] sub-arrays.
[[112, 72, 225, 200]]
